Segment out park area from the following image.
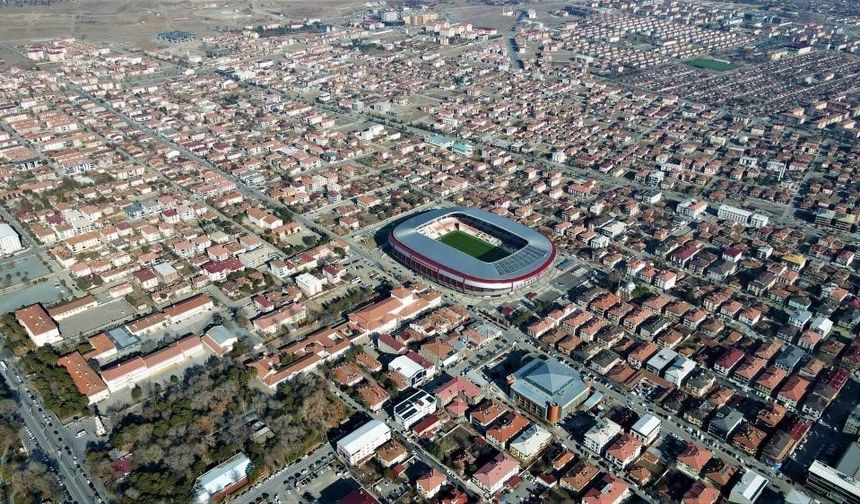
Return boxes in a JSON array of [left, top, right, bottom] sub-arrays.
[[686, 57, 735, 71], [438, 230, 510, 262]]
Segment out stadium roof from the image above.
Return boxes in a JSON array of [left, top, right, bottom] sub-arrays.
[[390, 207, 554, 282], [510, 356, 589, 409]]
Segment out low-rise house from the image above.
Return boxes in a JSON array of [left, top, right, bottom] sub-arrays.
[[560, 460, 599, 494], [677, 442, 712, 477], [357, 379, 389, 412], [486, 412, 530, 449], [605, 434, 642, 469], [777, 375, 810, 408], [416, 469, 446, 499], [471, 452, 520, 496], [682, 481, 721, 504], [508, 424, 552, 463], [376, 439, 408, 467], [583, 474, 630, 504]]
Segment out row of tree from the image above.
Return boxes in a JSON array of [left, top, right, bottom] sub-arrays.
[[0, 314, 88, 420], [0, 375, 61, 503]]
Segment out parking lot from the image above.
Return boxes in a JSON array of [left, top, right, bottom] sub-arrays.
[[239, 444, 364, 504], [58, 298, 137, 337], [0, 251, 50, 287], [0, 279, 69, 314], [277, 451, 354, 504]]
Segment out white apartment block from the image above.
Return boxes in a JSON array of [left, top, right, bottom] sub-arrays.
[[717, 204, 769, 228], [336, 420, 391, 465], [393, 389, 437, 428], [584, 418, 622, 455], [296, 272, 325, 296], [630, 414, 661, 445], [0, 223, 23, 255], [676, 198, 707, 220]]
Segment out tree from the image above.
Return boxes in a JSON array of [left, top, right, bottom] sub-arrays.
[[0, 376, 61, 503], [302, 235, 319, 248], [427, 442, 444, 460], [512, 310, 534, 328], [131, 385, 143, 400]]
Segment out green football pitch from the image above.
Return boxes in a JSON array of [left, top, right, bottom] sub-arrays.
[[438, 230, 510, 262], [686, 58, 735, 72]]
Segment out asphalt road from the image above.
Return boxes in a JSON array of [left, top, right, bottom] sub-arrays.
[[327, 384, 485, 499], [234, 444, 336, 504], [0, 355, 102, 504]]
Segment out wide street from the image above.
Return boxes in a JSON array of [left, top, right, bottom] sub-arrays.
[[0, 353, 103, 504]]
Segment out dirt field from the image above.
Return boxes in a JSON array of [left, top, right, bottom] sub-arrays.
[[0, 0, 573, 52], [0, 0, 366, 47]]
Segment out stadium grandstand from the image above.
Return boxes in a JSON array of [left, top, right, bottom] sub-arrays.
[[388, 207, 555, 296]]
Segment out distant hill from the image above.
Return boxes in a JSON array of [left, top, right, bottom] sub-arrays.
[[0, 0, 69, 7]]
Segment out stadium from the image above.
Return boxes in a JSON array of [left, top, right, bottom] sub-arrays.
[[388, 207, 556, 296]]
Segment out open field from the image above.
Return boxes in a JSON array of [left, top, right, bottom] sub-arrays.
[[439, 230, 510, 262], [685, 57, 735, 71], [0, 0, 365, 47], [0, 0, 578, 48]]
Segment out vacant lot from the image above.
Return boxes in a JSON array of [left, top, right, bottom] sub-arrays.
[[686, 57, 735, 71], [0, 0, 365, 47], [439, 230, 510, 262]]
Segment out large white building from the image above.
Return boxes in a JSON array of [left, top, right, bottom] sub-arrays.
[[0, 223, 23, 256], [296, 272, 325, 296], [193, 453, 252, 503], [806, 443, 860, 504], [717, 204, 769, 228], [584, 418, 622, 455], [393, 389, 437, 428], [630, 414, 662, 445], [729, 470, 768, 504], [336, 420, 391, 465]]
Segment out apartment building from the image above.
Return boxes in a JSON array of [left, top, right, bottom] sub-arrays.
[[15, 304, 61, 346], [101, 335, 206, 392], [584, 418, 622, 455], [336, 420, 391, 466], [716, 204, 769, 228], [0, 223, 23, 255]]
